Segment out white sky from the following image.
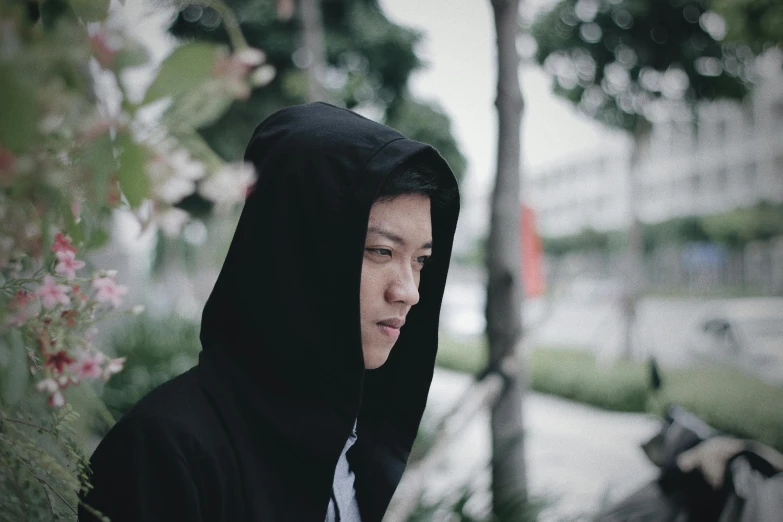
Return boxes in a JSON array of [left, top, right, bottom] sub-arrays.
[[377, 0, 629, 201], [122, 0, 631, 237]]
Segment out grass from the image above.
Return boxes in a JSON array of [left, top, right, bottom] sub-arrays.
[[435, 336, 783, 452]]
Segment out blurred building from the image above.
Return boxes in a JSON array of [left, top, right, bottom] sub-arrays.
[[526, 75, 783, 237]]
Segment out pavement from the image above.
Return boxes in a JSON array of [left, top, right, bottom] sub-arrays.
[[408, 368, 661, 521]]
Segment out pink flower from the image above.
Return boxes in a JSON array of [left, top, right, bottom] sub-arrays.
[[7, 311, 28, 327], [45, 350, 76, 373], [37, 275, 71, 308], [89, 30, 120, 69], [72, 352, 105, 380], [9, 290, 33, 310], [6, 290, 33, 326], [103, 357, 126, 381], [51, 232, 76, 255], [92, 275, 128, 308], [55, 251, 85, 280]]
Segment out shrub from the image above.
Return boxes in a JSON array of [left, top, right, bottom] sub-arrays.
[[527, 348, 649, 413], [435, 340, 783, 452], [101, 315, 201, 421]]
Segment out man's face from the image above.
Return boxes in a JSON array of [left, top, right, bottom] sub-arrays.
[[360, 193, 432, 369]]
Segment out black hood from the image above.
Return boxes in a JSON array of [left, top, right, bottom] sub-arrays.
[[196, 102, 459, 521]]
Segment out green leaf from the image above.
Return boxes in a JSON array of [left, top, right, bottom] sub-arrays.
[[171, 130, 225, 173], [40, 0, 78, 29], [1, 331, 29, 407], [68, 0, 110, 22], [114, 42, 151, 72], [142, 43, 224, 105], [163, 81, 235, 130], [79, 133, 117, 205], [86, 226, 110, 250], [0, 66, 38, 152], [116, 133, 150, 208], [64, 204, 85, 247]]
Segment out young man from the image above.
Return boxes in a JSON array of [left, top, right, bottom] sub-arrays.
[[80, 102, 460, 521]]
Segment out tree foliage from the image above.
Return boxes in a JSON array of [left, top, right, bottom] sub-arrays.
[[712, 0, 783, 51], [531, 0, 753, 132], [0, 0, 260, 517], [168, 0, 467, 182]]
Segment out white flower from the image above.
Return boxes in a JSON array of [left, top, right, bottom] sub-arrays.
[[49, 391, 65, 407], [155, 176, 195, 204], [169, 150, 205, 181], [147, 150, 204, 204], [156, 207, 190, 238], [36, 378, 59, 394], [250, 65, 276, 87], [103, 357, 126, 381], [198, 162, 256, 210], [234, 47, 266, 67]]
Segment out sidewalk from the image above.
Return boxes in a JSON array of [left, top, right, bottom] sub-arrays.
[[417, 368, 661, 521]]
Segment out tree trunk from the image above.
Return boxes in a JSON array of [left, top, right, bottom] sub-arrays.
[[487, 0, 527, 517], [298, 0, 329, 102], [620, 118, 651, 360]]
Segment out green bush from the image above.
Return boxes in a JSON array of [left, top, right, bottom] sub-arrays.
[[527, 348, 649, 412], [658, 367, 783, 452], [435, 339, 783, 452], [102, 315, 201, 421], [436, 336, 488, 375]]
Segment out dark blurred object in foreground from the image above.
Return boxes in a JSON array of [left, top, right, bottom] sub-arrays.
[[598, 405, 783, 521]]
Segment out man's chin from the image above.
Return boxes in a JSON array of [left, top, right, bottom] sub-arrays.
[[363, 346, 393, 370]]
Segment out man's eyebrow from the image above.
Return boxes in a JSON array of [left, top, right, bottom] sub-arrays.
[[366, 226, 433, 249]]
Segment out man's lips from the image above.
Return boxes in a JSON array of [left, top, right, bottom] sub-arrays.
[[376, 318, 404, 339], [378, 318, 404, 328]]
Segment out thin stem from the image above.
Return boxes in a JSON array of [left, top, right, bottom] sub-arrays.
[[176, 0, 249, 49], [0, 416, 53, 434], [11, 449, 77, 515], [6, 453, 31, 521], [27, 349, 45, 377]]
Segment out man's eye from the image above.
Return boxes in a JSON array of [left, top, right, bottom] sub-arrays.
[[366, 248, 392, 257], [416, 255, 431, 266]]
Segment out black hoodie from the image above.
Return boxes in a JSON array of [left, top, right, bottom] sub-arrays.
[[80, 102, 460, 522]]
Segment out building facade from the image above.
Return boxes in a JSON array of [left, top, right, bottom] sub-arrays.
[[526, 73, 783, 238]]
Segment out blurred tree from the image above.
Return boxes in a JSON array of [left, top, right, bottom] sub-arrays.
[[530, 0, 753, 359], [168, 0, 466, 182], [486, 0, 528, 518], [531, 0, 752, 133], [384, 99, 467, 184], [712, 0, 783, 51]]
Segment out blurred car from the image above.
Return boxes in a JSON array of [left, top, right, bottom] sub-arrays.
[[684, 298, 783, 384]]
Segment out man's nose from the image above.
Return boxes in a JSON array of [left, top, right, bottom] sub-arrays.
[[386, 266, 420, 306]]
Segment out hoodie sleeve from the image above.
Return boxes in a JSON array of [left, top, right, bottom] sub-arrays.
[[79, 415, 207, 522]]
